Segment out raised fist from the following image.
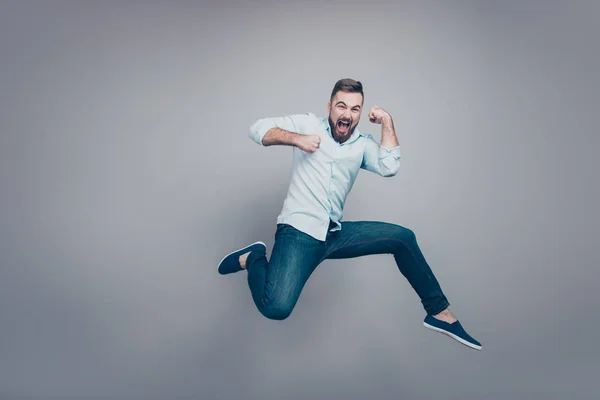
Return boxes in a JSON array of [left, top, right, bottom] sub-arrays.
[[295, 134, 321, 153], [368, 105, 391, 124]]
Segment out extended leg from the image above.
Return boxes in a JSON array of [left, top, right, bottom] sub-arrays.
[[324, 220, 482, 350], [324, 221, 450, 315]]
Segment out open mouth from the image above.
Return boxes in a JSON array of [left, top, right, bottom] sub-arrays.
[[337, 119, 351, 134]]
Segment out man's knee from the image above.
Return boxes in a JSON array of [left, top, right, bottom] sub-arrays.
[[261, 298, 295, 321], [391, 224, 416, 243]]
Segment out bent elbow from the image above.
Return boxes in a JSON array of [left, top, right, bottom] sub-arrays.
[[248, 119, 260, 139], [381, 161, 400, 177], [248, 119, 268, 145]]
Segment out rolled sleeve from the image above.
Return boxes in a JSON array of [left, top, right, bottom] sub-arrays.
[[248, 113, 316, 146], [361, 134, 401, 177]]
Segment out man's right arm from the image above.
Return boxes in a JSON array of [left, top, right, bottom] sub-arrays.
[[260, 127, 304, 147], [248, 113, 316, 148]]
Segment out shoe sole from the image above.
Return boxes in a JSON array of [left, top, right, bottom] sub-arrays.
[[423, 322, 482, 350], [217, 241, 266, 271]]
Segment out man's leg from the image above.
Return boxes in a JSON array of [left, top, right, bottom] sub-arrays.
[[323, 220, 482, 349], [244, 223, 327, 320], [324, 221, 450, 316]]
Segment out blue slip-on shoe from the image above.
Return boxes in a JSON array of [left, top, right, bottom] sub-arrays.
[[423, 314, 482, 350], [217, 241, 266, 275]]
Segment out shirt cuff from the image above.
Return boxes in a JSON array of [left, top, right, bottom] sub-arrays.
[[249, 119, 276, 146], [379, 145, 401, 160]]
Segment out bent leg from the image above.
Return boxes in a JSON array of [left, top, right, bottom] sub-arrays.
[[245, 223, 326, 320], [325, 221, 450, 315]]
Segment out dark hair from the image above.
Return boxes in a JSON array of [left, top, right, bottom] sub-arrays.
[[330, 78, 364, 102]]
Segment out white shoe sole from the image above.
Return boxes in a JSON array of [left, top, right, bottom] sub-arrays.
[[423, 322, 482, 350], [217, 241, 266, 269]]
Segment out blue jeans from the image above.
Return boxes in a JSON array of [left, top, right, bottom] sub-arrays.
[[245, 221, 450, 320]]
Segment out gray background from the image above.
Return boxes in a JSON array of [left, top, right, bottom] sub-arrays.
[[1, 1, 598, 399]]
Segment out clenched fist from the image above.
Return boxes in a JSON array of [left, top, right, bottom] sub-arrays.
[[295, 134, 321, 153], [368, 105, 391, 124]]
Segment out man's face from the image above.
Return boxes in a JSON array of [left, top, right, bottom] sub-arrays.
[[327, 91, 363, 143]]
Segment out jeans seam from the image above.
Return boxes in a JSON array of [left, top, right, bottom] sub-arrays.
[[328, 236, 447, 314], [328, 237, 436, 282]]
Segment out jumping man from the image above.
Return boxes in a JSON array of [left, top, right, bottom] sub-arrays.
[[217, 78, 482, 350]]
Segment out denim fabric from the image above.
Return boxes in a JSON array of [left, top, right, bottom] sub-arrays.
[[245, 220, 450, 320]]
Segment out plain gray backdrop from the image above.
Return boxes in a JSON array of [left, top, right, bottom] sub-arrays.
[[1, 1, 598, 399]]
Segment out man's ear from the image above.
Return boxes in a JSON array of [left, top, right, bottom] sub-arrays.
[[327, 101, 331, 113]]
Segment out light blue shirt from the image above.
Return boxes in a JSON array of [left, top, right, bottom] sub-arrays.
[[248, 112, 401, 241]]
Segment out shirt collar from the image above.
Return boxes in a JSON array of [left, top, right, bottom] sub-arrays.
[[321, 117, 364, 145]]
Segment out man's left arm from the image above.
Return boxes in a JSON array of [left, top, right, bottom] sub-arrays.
[[361, 105, 401, 177]]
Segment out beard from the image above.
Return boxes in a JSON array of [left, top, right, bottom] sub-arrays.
[[328, 115, 355, 144]]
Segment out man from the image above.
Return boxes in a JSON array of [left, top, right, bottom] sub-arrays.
[[217, 78, 482, 350]]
